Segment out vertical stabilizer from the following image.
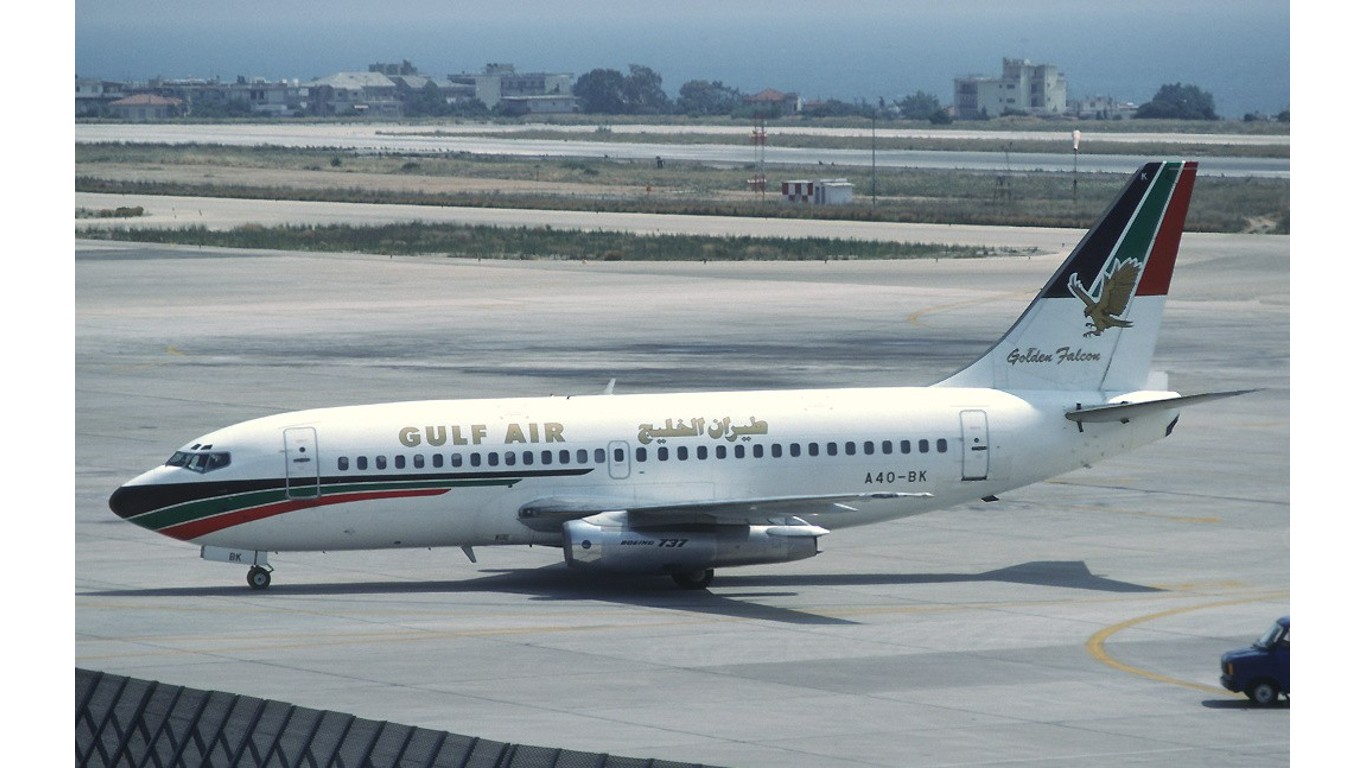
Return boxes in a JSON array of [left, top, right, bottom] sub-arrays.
[[935, 161, 1197, 392]]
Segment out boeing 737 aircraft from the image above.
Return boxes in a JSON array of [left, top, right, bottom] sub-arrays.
[[110, 160, 1242, 590]]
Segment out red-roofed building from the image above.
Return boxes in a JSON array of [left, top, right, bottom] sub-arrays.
[[109, 94, 184, 121], [744, 89, 803, 116]]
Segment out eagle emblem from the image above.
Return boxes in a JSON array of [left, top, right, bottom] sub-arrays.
[[1068, 259, 1140, 337]]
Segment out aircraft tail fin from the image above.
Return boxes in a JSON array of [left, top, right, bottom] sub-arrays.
[[935, 160, 1198, 392]]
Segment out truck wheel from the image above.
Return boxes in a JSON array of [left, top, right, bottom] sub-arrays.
[[1248, 680, 1279, 706]]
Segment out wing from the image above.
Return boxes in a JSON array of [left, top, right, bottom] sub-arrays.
[[518, 491, 934, 531], [1097, 260, 1141, 316]]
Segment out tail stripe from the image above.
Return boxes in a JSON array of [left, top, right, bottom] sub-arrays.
[[1137, 162, 1198, 297], [1040, 163, 1166, 299]]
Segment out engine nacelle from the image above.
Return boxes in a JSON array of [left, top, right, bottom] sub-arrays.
[[562, 512, 826, 574]]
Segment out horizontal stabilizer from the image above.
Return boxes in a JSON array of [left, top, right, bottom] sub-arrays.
[[1065, 390, 1255, 423]]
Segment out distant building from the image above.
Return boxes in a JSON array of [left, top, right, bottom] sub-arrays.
[[76, 78, 128, 117], [954, 58, 1067, 119], [305, 72, 404, 117], [108, 94, 184, 121], [149, 76, 306, 117], [1070, 95, 1137, 121], [448, 64, 575, 113], [745, 89, 803, 116], [781, 179, 853, 205]]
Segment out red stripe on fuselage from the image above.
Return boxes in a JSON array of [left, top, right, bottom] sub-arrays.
[[1137, 162, 1198, 297], [160, 487, 450, 542]]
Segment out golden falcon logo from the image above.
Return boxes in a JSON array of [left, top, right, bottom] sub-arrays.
[[1068, 259, 1140, 337]]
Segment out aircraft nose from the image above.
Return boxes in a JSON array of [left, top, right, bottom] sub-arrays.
[[109, 483, 156, 520]]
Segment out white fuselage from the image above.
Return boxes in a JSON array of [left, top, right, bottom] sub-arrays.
[[118, 385, 1176, 553]]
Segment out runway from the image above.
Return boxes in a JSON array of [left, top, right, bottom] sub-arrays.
[[74, 122, 1290, 178], [75, 232, 1289, 767]]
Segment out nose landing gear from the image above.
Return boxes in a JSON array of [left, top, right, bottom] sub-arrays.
[[247, 565, 273, 590]]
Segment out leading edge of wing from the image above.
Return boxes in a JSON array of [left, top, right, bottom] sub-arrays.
[[519, 491, 934, 529]]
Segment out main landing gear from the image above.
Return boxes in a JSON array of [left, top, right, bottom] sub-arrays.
[[670, 568, 715, 590], [247, 565, 273, 590]]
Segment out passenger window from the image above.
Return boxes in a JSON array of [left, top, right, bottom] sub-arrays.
[[717, 445, 728, 459], [432, 454, 443, 468], [937, 438, 948, 453], [523, 451, 534, 465], [845, 442, 856, 456], [395, 455, 406, 469], [489, 452, 500, 467], [791, 443, 802, 457], [827, 442, 838, 456], [677, 446, 689, 461], [882, 440, 893, 455], [900, 440, 911, 454], [376, 455, 387, 470], [542, 450, 553, 465], [658, 446, 669, 461], [772, 443, 783, 458], [559, 449, 571, 464], [576, 449, 588, 464], [919, 439, 930, 453], [357, 456, 368, 470], [697, 445, 709, 460], [613, 447, 625, 462], [451, 453, 462, 467], [338, 456, 349, 471], [470, 453, 481, 467], [504, 451, 516, 466], [753, 444, 765, 458], [594, 448, 606, 463], [735, 445, 746, 458], [413, 454, 424, 469], [636, 447, 647, 462]]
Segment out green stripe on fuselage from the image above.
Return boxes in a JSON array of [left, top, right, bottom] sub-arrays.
[[135, 477, 520, 532]]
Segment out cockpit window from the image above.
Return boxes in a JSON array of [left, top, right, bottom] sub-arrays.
[[166, 450, 231, 474]]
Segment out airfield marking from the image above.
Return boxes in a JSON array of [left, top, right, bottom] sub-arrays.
[[905, 291, 1031, 327], [1086, 592, 1289, 696]]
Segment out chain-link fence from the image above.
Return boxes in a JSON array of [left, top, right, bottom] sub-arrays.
[[77, 669, 724, 768]]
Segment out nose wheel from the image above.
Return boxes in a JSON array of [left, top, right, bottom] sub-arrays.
[[247, 565, 273, 590]]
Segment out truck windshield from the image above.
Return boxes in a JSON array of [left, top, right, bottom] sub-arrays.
[[1255, 622, 1286, 649]]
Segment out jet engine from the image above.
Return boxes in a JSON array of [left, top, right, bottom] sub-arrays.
[[561, 511, 827, 588]]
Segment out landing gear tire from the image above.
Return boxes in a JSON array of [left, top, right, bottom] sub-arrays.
[[671, 568, 714, 590], [247, 566, 272, 591], [1248, 681, 1280, 706]]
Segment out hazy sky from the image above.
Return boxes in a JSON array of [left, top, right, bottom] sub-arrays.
[[75, 1, 1290, 116]]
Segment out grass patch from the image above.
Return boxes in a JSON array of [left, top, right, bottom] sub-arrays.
[[76, 221, 1026, 261], [75, 143, 1289, 234]]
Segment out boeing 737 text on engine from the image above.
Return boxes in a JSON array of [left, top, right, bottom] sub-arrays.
[[110, 161, 1244, 590]]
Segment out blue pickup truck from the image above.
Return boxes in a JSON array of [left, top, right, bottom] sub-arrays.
[[1220, 616, 1289, 706]]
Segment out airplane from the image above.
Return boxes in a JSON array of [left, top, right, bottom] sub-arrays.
[[109, 160, 1245, 591]]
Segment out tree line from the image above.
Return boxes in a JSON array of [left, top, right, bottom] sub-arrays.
[[572, 64, 952, 121], [572, 65, 1250, 122]]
